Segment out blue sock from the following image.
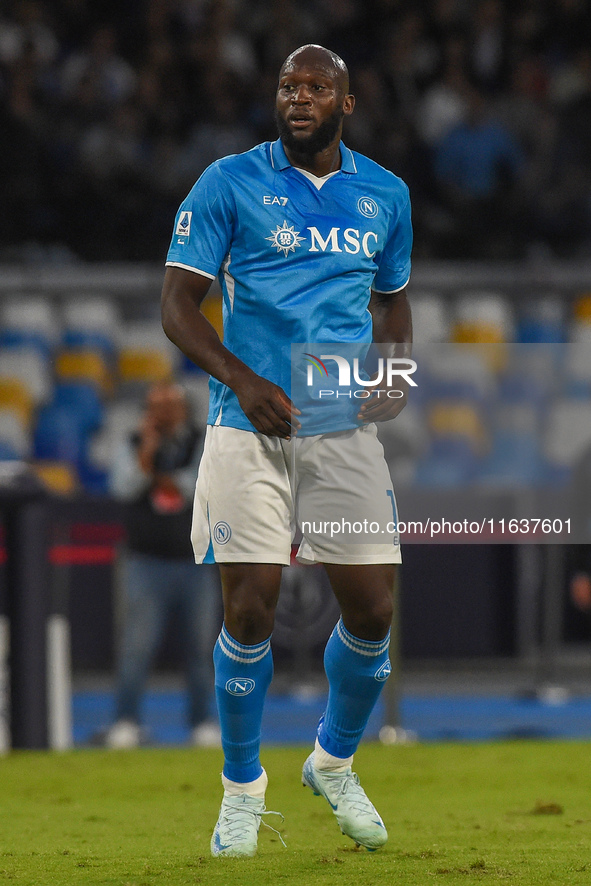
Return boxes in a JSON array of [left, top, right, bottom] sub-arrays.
[[318, 618, 391, 759], [213, 624, 273, 783]]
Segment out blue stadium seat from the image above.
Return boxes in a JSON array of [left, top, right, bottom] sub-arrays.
[[516, 296, 564, 344], [61, 296, 120, 359], [33, 404, 88, 464], [62, 329, 117, 359], [0, 329, 53, 359], [53, 382, 104, 434], [414, 437, 481, 488], [0, 440, 21, 460]]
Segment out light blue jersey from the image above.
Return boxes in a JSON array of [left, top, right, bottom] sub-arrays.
[[166, 138, 412, 434]]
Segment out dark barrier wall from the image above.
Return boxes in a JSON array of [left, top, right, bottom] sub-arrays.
[[0, 497, 522, 678], [400, 545, 516, 658]]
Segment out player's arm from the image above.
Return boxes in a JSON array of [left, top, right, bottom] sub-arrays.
[[358, 285, 413, 423], [161, 266, 300, 438]]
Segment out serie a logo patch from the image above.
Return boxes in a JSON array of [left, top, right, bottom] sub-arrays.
[[175, 211, 192, 238]]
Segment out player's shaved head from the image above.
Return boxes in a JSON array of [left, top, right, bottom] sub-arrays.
[[279, 44, 350, 94]]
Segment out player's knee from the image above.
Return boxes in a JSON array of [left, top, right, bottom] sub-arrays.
[[347, 596, 393, 640], [224, 597, 276, 645]]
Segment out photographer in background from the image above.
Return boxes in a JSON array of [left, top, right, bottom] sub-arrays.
[[105, 382, 220, 748]]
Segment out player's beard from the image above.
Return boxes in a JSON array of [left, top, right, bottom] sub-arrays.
[[275, 107, 344, 158]]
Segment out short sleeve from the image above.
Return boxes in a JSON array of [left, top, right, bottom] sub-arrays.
[[372, 186, 412, 294], [165, 161, 235, 278]]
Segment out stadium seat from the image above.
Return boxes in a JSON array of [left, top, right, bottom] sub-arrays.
[[201, 293, 223, 340], [497, 344, 558, 407], [32, 460, 79, 495], [118, 320, 177, 385], [0, 440, 21, 460], [0, 377, 35, 426], [53, 382, 104, 434], [377, 402, 428, 485], [406, 291, 450, 343], [544, 398, 591, 482], [0, 408, 31, 458], [516, 295, 564, 343], [572, 293, 591, 324], [61, 295, 121, 358], [562, 339, 591, 397], [0, 347, 52, 403], [55, 349, 112, 393], [413, 436, 481, 487], [452, 291, 514, 343], [477, 404, 545, 486], [33, 404, 88, 465], [420, 344, 496, 403], [0, 296, 58, 356], [118, 350, 173, 384], [413, 400, 486, 487]]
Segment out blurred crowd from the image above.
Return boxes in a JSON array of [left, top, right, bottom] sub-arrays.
[[1, 0, 591, 262]]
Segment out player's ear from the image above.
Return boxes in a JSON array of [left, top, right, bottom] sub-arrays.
[[343, 93, 355, 116]]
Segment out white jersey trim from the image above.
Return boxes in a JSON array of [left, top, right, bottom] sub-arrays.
[[294, 167, 340, 190], [222, 252, 235, 312], [165, 261, 216, 280], [371, 274, 411, 295]]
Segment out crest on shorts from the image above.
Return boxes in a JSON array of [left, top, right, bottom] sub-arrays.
[[213, 521, 232, 544], [266, 220, 305, 256]]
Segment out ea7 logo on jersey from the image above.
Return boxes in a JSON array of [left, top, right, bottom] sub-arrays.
[[175, 211, 192, 241], [263, 195, 288, 205]]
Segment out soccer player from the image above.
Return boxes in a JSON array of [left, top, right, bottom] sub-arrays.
[[161, 44, 412, 857]]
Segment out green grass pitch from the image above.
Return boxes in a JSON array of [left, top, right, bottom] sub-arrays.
[[1, 741, 591, 885]]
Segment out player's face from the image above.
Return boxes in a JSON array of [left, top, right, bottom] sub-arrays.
[[275, 63, 354, 154]]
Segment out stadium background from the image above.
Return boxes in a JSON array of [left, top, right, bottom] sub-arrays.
[[2, 0, 591, 749]]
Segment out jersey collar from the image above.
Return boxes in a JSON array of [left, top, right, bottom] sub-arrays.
[[270, 138, 358, 174]]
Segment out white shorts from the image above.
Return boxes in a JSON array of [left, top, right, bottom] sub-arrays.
[[191, 424, 401, 566]]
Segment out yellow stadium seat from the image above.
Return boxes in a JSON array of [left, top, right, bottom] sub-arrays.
[[32, 460, 79, 495], [451, 322, 506, 344], [55, 349, 112, 393], [573, 293, 591, 323], [201, 294, 223, 339], [428, 401, 488, 455], [118, 349, 174, 384], [0, 377, 34, 426]]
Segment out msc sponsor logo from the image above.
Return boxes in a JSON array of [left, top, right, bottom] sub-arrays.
[[357, 196, 379, 218], [266, 222, 379, 258], [375, 660, 392, 682], [226, 678, 256, 696], [266, 220, 305, 256], [213, 521, 232, 544], [308, 226, 378, 257]]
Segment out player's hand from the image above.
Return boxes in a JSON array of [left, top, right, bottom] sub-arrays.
[[357, 374, 408, 424], [234, 373, 301, 438]]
